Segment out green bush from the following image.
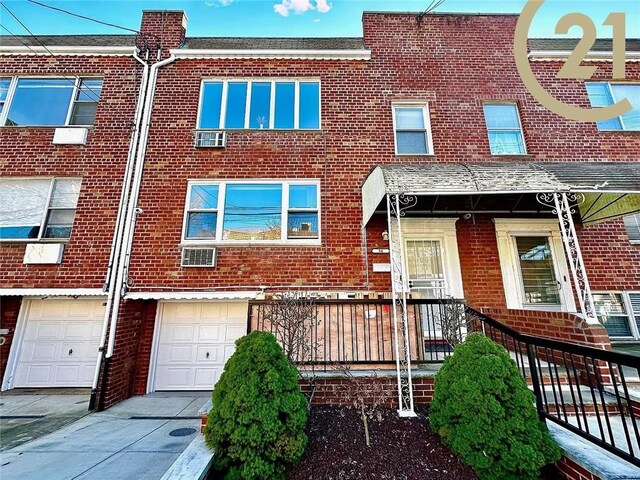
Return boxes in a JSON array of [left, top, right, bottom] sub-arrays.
[[429, 333, 560, 480], [204, 331, 307, 480]]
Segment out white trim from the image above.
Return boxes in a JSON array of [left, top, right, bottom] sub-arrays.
[[182, 179, 322, 246], [529, 50, 640, 62], [391, 102, 435, 156], [483, 102, 528, 155], [1, 298, 30, 390], [0, 46, 136, 56], [198, 78, 320, 130], [399, 218, 464, 299], [0, 288, 106, 297], [125, 291, 259, 301], [494, 219, 576, 313], [171, 49, 371, 61], [146, 302, 163, 394]]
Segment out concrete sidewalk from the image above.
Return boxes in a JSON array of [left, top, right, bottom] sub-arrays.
[[0, 393, 210, 480]]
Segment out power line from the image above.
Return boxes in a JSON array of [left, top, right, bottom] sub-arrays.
[[0, 2, 102, 101], [26, 0, 140, 34]]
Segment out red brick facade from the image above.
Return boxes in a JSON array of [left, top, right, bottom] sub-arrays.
[[1, 10, 639, 407]]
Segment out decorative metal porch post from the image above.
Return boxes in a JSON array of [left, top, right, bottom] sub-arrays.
[[537, 192, 598, 324], [386, 193, 418, 417]]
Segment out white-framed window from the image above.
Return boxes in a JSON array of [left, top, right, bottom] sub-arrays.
[[0, 178, 82, 241], [495, 219, 575, 312], [183, 180, 320, 244], [483, 103, 527, 155], [0, 77, 10, 114], [593, 292, 640, 340], [392, 103, 433, 155], [624, 213, 640, 243], [586, 83, 640, 131], [1, 77, 103, 127], [197, 79, 320, 130]]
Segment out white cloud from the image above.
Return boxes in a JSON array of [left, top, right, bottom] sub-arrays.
[[273, 0, 332, 17], [205, 0, 234, 7], [315, 0, 331, 14], [312, 18, 321, 23]]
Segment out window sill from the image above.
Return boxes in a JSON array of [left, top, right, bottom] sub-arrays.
[[596, 130, 640, 134], [180, 240, 321, 248], [194, 128, 322, 133], [1, 125, 93, 129], [395, 153, 436, 157], [0, 239, 70, 244], [490, 153, 532, 158]]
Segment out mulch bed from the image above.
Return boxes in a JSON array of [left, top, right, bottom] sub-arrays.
[[287, 406, 563, 480]]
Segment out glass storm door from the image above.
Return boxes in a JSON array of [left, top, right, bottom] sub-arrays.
[[405, 239, 446, 299], [515, 236, 562, 306]]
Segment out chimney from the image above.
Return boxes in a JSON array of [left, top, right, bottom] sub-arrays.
[[138, 10, 188, 59]]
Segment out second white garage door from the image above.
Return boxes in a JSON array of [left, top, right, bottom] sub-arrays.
[[153, 301, 247, 391]]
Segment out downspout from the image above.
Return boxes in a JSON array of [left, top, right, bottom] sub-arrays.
[[97, 54, 176, 411], [89, 50, 150, 411]]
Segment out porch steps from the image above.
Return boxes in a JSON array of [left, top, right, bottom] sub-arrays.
[[540, 386, 626, 417]]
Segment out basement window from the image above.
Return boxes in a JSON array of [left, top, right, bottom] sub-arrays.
[[1, 77, 103, 127], [0, 178, 82, 241]]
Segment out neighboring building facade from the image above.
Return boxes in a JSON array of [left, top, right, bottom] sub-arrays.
[[1, 10, 639, 410]]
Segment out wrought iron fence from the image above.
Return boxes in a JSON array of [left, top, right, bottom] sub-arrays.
[[467, 307, 640, 468], [248, 298, 467, 366]]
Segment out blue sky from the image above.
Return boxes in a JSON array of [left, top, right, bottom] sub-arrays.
[[0, 0, 638, 38]]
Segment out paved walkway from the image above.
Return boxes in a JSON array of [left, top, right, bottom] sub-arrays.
[[0, 393, 210, 480]]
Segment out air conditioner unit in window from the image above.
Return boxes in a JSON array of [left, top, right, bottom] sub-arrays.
[[195, 130, 226, 148], [181, 248, 217, 267]]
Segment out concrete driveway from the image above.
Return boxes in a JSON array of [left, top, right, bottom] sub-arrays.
[[0, 392, 210, 480]]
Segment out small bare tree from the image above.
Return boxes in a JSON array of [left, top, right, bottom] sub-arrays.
[[261, 292, 321, 409], [435, 298, 467, 349], [335, 365, 394, 447]]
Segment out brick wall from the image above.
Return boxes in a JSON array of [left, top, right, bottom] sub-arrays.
[[97, 299, 155, 409], [125, 12, 640, 299], [0, 296, 22, 382]]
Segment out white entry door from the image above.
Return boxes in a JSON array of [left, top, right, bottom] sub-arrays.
[[13, 299, 104, 388], [152, 302, 247, 391]]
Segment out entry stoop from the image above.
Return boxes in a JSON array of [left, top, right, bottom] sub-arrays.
[[550, 423, 640, 480]]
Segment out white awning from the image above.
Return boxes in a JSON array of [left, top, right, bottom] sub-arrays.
[[124, 291, 259, 301], [362, 162, 640, 226], [0, 288, 107, 297]]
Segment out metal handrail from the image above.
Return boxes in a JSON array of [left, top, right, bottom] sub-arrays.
[[467, 307, 640, 468]]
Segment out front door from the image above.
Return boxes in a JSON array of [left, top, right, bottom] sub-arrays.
[[405, 239, 447, 299]]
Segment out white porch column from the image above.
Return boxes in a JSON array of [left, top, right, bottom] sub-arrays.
[[537, 192, 598, 324], [386, 193, 417, 417]]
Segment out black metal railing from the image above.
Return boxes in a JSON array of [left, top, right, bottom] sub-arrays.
[[248, 298, 467, 366], [467, 307, 640, 468]]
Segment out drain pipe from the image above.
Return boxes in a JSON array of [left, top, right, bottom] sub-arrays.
[[88, 51, 150, 411], [97, 53, 177, 411]]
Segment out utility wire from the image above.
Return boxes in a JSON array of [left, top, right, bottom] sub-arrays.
[[27, 0, 140, 34], [0, 2, 102, 101]]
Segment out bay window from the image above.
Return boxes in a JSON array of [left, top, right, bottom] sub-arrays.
[[197, 79, 320, 130], [1, 77, 102, 127], [183, 181, 320, 244], [0, 178, 82, 240]]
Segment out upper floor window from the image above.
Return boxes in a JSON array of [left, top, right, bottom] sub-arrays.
[[392, 104, 433, 155], [483, 103, 527, 155], [0, 178, 82, 241], [1, 77, 102, 127], [624, 213, 640, 243], [0, 78, 10, 114], [586, 83, 640, 131], [183, 180, 320, 244], [198, 80, 320, 130]]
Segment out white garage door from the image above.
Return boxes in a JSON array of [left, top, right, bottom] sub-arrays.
[[14, 299, 104, 388], [153, 302, 247, 391]]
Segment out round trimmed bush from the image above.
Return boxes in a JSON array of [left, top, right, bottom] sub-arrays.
[[429, 333, 560, 480], [204, 331, 308, 480]]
